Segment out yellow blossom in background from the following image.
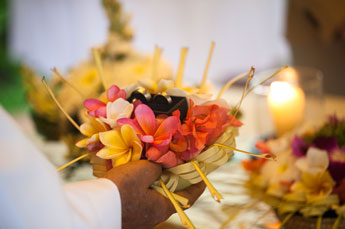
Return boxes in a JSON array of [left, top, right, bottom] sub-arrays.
[[291, 171, 335, 202], [21, 66, 58, 122], [103, 53, 173, 88], [57, 62, 101, 114], [97, 124, 142, 167]]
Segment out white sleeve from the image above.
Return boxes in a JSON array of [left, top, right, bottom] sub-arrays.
[[0, 107, 121, 229], [63, 179, 121, 229]]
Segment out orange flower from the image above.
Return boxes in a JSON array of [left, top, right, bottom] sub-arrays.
[[242, 158, 266, 172], [171, 100, 242, 161]]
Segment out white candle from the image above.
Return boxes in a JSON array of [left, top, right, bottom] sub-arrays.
[[267, 81, 305, 136]]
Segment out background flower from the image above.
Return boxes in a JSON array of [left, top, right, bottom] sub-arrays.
[[295, 147, 329, 174], [291, 171, 335, 202], [329, 144, 345, 183]]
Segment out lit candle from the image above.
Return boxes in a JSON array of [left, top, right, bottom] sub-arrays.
[[267, 81, 305, 136]]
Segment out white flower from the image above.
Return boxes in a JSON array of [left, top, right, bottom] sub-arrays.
[[295, 147, 329, 174], [100, 98, 134, 128]]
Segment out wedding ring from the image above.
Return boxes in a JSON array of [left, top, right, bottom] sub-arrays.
[[153, 92, 173, 105], [129, 87, 152, 103]]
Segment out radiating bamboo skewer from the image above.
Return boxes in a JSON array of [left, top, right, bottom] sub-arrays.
[[199, 42, 215, 94], [175, 47, 188, 88], [213, 143, 276, 161], [152, 45, 162, 81], [51, 67, 86, 98], [245, 65, 288, 97], [191, 161, 223, 203], [92, 48, 107, 90], [229, 67, 255, 124], [41, 77, 81, 132], [159, 179, 195, 228], [56, 153, 89, 172], [216, 72, 249, 99]]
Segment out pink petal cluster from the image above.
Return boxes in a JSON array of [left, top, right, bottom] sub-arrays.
[[118, 104, 181, 168], [83, 85, 126, 118]]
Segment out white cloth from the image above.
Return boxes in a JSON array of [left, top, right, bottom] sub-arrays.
[[0, 107, 121, 229]]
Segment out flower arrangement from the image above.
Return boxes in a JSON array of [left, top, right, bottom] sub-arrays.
[[242, 115, 345, 228], [22, 0, 173, 178], [42, 41, 283, 227]]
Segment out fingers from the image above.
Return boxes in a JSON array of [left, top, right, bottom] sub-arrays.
[[176, 182, 206, 206], [147, 181, 206, 224], [131, 160, 163, 188], [103, 160, 162, 189]]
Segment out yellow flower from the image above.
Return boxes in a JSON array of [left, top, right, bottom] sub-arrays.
[[291, 171, 335, 202], [97, 124, 142, 167], [76, 118, 108, 148]]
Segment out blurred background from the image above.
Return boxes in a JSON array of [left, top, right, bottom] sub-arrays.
[[2, 0, 344, 113]]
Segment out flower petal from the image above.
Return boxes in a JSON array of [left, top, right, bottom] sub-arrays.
[[106, 98, 133, 120], [156, 151, 178, 168], [135, 104, 157, 135], [84, 99, 106, 110], [146, 147, 164, 161], [117, 118, 144, 135], [80, 123, 95, 137], [154, 116, 180, 138], [76, 138, 88, 148], [306, 147, 329, 174], [132, 141, 143, 161], [112, 151, 132, 167], [120, 124, 139, 147], [140, 135, 154, 143], [138, 79, 157, 93], [312, 137, 338, 152], [156, 79, 174, 92], [99, 130, 127, 150], [107, 85, 120, 101], [96, 147, 127, 159], [95, 107, 107, 118]]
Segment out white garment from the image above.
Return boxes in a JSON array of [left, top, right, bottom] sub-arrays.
[[0, 107, 121, 229]]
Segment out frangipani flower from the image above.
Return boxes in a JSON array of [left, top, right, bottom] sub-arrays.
[[76, 117, 108, 149], [97, 124, 142, 167], [117, 104, 180, 147], [84, 85, 126, 118], [291, 171, 335, 201], [99, 98, 133, 128], [295, 147, 329, 174]]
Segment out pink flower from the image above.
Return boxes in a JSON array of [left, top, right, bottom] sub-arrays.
[[117, 104, 181, 147], [83, 85, 126, 118]]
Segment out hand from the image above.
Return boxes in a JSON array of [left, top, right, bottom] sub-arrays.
[[103, 160, 206, 229]]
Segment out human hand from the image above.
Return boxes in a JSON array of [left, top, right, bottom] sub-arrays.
[[103, 160, 206, 229]]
